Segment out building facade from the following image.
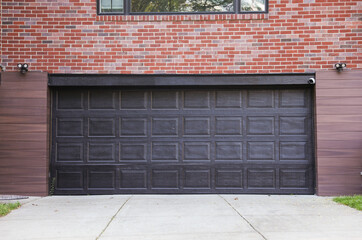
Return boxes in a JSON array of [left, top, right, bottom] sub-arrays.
[[0, 0, 361, 196]]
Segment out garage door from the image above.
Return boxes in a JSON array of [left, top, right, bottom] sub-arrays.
[[51, 86, 314, 194]]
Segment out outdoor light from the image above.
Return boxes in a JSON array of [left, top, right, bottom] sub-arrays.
[[334, 63, 346, 71], [17, 63, 29, 74]]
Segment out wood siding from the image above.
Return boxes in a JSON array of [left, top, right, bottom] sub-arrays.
[[0, 72, 49, 196], [316, 70, 362, 196]]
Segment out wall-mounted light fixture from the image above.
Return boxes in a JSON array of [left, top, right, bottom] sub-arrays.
[[334, 63, 346, 72], [17, 63, 29, 74], [0, 64, 5, 72]]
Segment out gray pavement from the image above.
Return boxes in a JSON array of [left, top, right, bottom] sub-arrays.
[[0, 195, 361, 240]]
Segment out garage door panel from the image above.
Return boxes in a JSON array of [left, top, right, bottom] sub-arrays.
[[89, 90, 117, 110], [56, 143, 84, 162], [152, 169, 179, 189], [57, 90, 84, 110], [247, 169, 276, 189], [88, 118, 116, 137], [88, 170, 116, 190], [120, 169, 148, 189], [184, 91, 210, 109], [183, 169, 211, 189], [120, 143, 147, 162], [279, 89, 308, 108], [215, 91, 242, 108], [215, 117, 242, 136], [120, 91, 147, 110], [184, 142, 211, 162], [120, 117, 147, 137], [56, 168, 84, 190], [56, 118, 84, 137], [247, 117, 275, 135], [215, 169, 243, 189], [88, 143, 116, 162], [247, 142, 275, 161], [151, 91, 179, 109], [52, 86, 314, 194], [247, 90, 274, 108]]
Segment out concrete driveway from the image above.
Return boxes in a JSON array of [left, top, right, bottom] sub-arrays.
[[0, 195, 361, 240]]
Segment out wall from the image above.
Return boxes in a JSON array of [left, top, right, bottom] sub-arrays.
[[0, 72, 49, 196], [0, 0, 360, 73], [316, 70, 362, 196]]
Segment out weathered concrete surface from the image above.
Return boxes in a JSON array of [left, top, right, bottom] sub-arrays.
[[0, 195, 361, 240]]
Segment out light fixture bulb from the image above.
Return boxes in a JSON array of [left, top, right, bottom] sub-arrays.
[[23, 63, 28, 68], [17, 63, 22, 68]]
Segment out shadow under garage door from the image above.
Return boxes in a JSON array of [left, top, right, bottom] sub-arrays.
[[50, 77, 315, 195]]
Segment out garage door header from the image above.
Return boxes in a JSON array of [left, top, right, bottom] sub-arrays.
[[48, 73, 315, 87]]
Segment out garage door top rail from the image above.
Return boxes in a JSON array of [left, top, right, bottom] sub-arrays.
[[48, 73, 316, 87]]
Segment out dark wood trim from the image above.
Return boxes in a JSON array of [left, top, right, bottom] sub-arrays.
[[49, 73, 315, 87], [0, 72, 49, 196], [315, 70, 362, 196]]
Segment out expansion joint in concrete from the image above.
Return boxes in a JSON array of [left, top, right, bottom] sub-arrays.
[[96, 195, 133, 240], [218, 195, 267, 240]]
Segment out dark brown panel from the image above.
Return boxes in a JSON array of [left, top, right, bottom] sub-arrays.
[[0, 72, 49, 196], [316, 70, 362, 196]]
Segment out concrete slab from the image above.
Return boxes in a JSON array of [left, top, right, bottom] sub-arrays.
[[222, 195, 362, 240], [0, 195, 131, 240], [0, 195, 361, 240]]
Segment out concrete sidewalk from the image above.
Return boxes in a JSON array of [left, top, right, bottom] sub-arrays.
[[0, 195, 361, 240]]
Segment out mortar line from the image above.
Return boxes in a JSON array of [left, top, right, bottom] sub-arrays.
[[96, 195, 133, 240], [218, 195, 267, 240]]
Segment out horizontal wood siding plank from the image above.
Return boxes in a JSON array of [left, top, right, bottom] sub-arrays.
[[0, 72, 49, 196], [315, 70, 362, 196]]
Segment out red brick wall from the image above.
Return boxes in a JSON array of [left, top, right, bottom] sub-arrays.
[[1, 0, 360, 74]]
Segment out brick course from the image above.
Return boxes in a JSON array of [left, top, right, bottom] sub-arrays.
[[0, 0, 361, 74]]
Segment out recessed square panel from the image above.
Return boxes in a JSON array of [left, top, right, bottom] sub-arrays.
[[184, 91, 210, 109], [89, 118, 115, 137], [216, 170, 243, 188], [280, 117, 307, 135], [184, 170, 210, 189], [247, 117, 274, 135], [88, 143, 115, 162], [57, 90, 83, 110], [247, 90, 274, 108], [215, 91, 242, 108], [57, 118, 83, 137], [152, 142, 178, 161], [120, 118, 147, 136], [120, 170, 147, 189], [152, 118, 178, 136], [56, 143, 83, 162], [280, 89, 306, 108], [280, 142, 307, 160], [184, 117, 210, 136], [89, 90, 116, 109], [57, 171, 83, 189], [152, 170, 179, 189], [248, 142, 275, 161], [247, 169, 275, 188], [184, 142, 210, 161], [280, 169, 308, 188], [88, 171, 115, 189], [216, 142, 242, 161], [215, 117, 242, 135], [152, 91, 178, 109], [120, 143, 146, 161], [120, 91, 147, 109]]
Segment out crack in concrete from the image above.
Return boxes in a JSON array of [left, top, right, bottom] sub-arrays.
[[96, 196, 133, 240], [219, 195, 267, 240]]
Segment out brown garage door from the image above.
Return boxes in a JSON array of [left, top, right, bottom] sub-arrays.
[[51, 86, 314, 194]]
